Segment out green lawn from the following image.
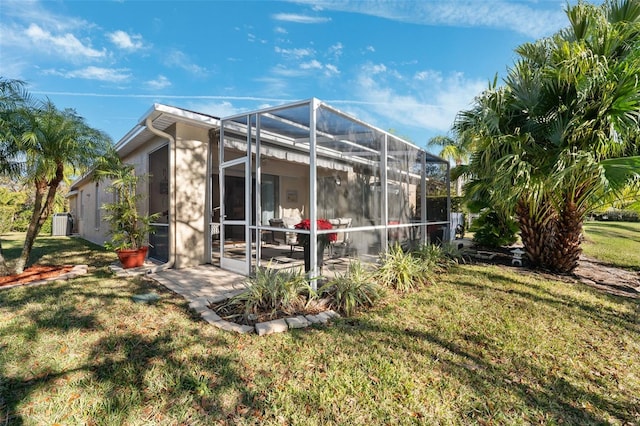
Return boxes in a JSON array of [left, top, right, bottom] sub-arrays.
[[1, 232, 639, 425], [583, 221, 640, 270]]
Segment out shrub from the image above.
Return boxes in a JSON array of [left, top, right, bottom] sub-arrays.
[[414, 242, 467, 266], [592, 209, 639, 222], [375, 244, 430, 292], [225, 266, 313, 323], [412, 243, 444, 269], [471, 209, 519, 247], [319, 260, 383, 316], [40, 216, 52, 235], [0, 205, 14, 234]]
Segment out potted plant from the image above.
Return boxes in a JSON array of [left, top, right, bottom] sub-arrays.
[[97, 160, 158, 269], [294, 218, 337, 272]]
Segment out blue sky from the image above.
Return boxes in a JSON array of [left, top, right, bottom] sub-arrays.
[[1, 0, 573, 151]]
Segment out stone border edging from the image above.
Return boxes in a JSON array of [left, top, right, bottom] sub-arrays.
[[188, 295, 341, 335], [149, 273, 340, 335]]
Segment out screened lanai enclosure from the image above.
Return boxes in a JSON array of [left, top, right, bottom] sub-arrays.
[[209, 98, 450, 281]]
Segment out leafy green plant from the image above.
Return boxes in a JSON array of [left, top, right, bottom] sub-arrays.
[[98, 162, 158, 251], [591, 208, 639, 222], [414, 242, 467, 266], [375, 244, 429, 292], [319, 260, 383, 316], [226, 266, 313, 322], [471, 209, 518, 248], [412, 243, 444, 269]]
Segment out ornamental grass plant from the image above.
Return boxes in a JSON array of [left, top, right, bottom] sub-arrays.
[[220, 265, 313, 324], [319, 260, 383, 316], [375, 243, 430, 292]]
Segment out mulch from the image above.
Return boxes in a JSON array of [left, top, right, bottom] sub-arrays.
[[0, 265, 74, 288], [465, 245, 640, 299]]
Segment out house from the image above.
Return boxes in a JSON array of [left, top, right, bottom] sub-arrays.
[[68, 98, 451, 278]]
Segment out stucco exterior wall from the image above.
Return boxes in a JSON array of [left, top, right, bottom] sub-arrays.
[[69, 132, 170, 248], [72, 180, 111, 246], [173, 122, 208, 269]]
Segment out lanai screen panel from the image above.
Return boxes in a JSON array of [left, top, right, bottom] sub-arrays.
[[315, 104, 383, 227], [220, 99, 450, 273]]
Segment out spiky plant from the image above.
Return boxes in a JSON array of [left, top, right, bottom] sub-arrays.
[[319, 260, 383, 316], [375, 244, 430, 292], [228, 266, 312, 322]]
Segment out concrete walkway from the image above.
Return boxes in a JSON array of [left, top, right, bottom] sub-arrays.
[[152, 265, 247, 302], [112, 263, 340, 335], [148, 265, 257, 333]]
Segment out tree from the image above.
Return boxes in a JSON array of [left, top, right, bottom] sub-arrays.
[[0, 78, 33, 275], [0, 78, 112, 275], [427, 135, 471, 196], [454, 0, 640, 273]]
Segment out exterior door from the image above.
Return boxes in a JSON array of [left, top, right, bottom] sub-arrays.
[[220, 157, 250, 275]]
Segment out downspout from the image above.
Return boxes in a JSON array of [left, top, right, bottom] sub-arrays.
[[145, 115, 176, 273]]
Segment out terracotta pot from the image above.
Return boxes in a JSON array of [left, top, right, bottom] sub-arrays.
[[116, 246, 148, 269]]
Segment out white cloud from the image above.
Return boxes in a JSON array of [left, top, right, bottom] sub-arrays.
[[25, 23, 105, 59], [300, 60, 323, 70], [254, 76, 293, 97], [164, 49, 208, 77], [272, 13, 331, 24], [46, 66, 131, 82], [271, 65, 307, 78], [0, 55, 28, 79], [365, 46, 375, 53], [275, 46, 315, 59], [354, 63, 486, 133], [364, 63, 387, 75], [1, 0, 92, 33], [108, 30, 144, 50], [414, 70, 443, 83], [186, 101, 243, 119], [288, 0, 566, 38], [274, 26, 288, 34], [145, 75, 171, 90], [324, 64, 339, 75], [328, 42, 343, 58], [247, 32, 268, 44], [273, 60, 340, 78]]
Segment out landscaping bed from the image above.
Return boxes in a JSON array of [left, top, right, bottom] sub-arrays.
[[0, 265, 74, 288]]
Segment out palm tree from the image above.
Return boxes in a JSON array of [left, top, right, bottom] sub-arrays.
[[427, 135, 471, 196], [455, 0, 640, 273], [0, 80, 112, 275], [0, 78, 32, 275]]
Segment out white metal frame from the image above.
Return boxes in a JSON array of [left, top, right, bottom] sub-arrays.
[[217, 98, 451, 284]]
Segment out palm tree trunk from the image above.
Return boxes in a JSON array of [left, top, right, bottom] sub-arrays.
[[516, 198, 554, 269], [13, 163, 64, 275], [543, 199, 584, 273]]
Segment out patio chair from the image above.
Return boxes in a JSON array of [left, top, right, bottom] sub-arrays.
[[269, 218, 300, 255], [328, 217, 352, 257]]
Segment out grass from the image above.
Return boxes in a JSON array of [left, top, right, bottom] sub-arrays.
[[1, 232, 639, 424], [0, 232, 117, 270], [583, 221, 640, 270]]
